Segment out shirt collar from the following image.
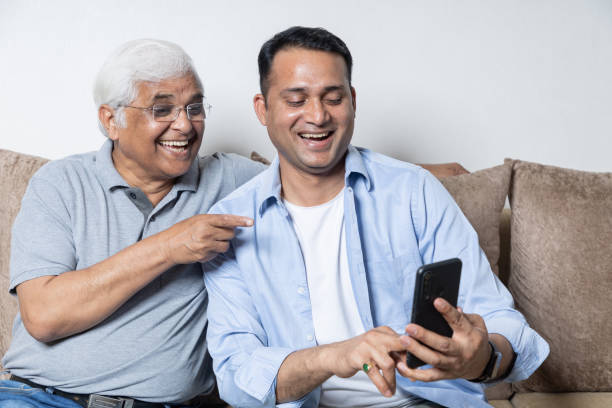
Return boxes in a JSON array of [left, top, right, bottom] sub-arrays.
[[344, 145, 372, 191], [95, 138, 199, 193], [257, 145, 372, 216], [95, 139, 129, 191], [173, 157, 199, 193]]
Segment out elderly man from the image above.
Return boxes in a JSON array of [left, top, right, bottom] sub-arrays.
[[203, 27, 549, 408], [0, 39, 264, 407]]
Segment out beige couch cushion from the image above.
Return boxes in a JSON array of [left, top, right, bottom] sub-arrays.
[[508, 160, 612, 392], [488, 400, 514, 408], [0, 149, 48, 367], [511, 392, 612, 408], [439, 161, 512, 276]]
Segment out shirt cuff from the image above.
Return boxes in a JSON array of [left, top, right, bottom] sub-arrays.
[[234, 346, 294, 403], [277, 393, 311, 408], [486, 316, 550, 382]]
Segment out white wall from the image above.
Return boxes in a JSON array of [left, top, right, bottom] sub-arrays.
[[1, 0, 611, 172]]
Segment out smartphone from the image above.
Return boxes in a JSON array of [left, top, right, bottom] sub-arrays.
[[406, 258, 462, 368]]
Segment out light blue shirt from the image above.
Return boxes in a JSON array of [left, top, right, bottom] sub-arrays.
[[203, 146, 549, 408]]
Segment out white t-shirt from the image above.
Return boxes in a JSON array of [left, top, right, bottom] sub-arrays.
[[284, 190, 418, 407]]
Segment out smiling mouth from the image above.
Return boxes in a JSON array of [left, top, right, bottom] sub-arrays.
[[157, 139, 193, 152], [299, 131, 333, 141]]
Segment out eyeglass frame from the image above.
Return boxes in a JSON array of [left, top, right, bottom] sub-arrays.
[[120, 101, 212, 122]]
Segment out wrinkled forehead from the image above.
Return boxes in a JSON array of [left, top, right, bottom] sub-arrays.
[[134, 73, 204, 104]]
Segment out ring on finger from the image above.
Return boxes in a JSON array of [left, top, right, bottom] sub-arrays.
[[363, 362, 374, 373]]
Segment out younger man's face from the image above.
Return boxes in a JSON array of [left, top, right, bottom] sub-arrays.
[[254, 47, 356, 177]]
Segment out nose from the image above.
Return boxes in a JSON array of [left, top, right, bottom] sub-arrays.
[[171, 108, 194, 134], [303, 99, 329, 126]]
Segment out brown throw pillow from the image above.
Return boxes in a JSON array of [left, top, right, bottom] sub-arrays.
[[0, 149, 49, 365], [509, 160, 612, 392], [439, 161, 512, 276]]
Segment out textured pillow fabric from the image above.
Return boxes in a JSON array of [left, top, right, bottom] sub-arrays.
[[0, 149, 49, 367], [509, 160, 612, 392], [439, 161, 512, 276]]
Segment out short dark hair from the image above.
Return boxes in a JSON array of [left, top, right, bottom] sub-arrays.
[[258, 26, 353, 97]]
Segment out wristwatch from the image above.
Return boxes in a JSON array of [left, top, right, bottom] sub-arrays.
[[469, 340, 503, 383]]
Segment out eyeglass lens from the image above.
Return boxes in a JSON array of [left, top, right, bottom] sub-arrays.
[[152, 103, 206, 122]]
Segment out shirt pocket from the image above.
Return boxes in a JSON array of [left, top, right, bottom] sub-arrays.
[[159, 263, 205, 295], [364, 251, 419, 332]]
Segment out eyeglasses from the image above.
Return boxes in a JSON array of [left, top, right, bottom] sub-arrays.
[[122, 102, 211, 122]]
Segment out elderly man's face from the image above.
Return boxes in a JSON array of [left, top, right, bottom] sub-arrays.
[[109, 73, 204, 183], [254, 48, 356, 177]]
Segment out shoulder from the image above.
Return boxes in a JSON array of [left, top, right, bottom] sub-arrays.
[[28, 150, 97, 194], [208, 166, 270, 216], [353, 147, 454, 217], [354, 147, 431, 188], [198, 152, 266, 185]]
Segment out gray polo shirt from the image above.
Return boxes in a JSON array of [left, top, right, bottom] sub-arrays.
[[2, 139, 265, 403]]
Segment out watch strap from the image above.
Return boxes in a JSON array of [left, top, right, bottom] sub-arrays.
[[468, 340, 503, 383]]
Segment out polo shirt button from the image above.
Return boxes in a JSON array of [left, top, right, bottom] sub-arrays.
[[306, 335, 313, 341], [297, 287, 305, 295], [129, 192, 137, 199]]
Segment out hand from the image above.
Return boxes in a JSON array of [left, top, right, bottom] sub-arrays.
[[162, 214, 253, 264], [396, 298, 490, 382], [325, 326, 410, 397]]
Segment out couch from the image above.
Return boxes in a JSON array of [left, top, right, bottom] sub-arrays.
[[1, 148, 611, 407]]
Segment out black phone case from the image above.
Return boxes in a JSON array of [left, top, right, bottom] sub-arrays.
[[406, 258, 462, 368]]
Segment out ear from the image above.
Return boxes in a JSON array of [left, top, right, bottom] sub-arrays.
[[253, 94, 268, 126], [350, 86, 357, 114], [98, 105, 119, 140]]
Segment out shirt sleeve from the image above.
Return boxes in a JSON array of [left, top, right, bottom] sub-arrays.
[[9, 174, 76, 292], [203, 249, 294, 407], [413, 170, 549, 383]]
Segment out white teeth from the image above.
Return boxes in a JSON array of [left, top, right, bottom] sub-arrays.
[[300, 133, 328, 139], [159, 140, 189, 147]]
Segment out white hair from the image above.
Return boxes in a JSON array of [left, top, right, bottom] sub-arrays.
[[93, 38, 203, 136]]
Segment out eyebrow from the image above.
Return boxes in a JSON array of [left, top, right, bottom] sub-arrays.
[[280, 85, 346, 95], [151, 92, 204, 103], [152, 93, 174, 102]]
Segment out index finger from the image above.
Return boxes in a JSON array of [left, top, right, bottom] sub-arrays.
[[207, 214, 254, 228], [433, 298, 471, 332]]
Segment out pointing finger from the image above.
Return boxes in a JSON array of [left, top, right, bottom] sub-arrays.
[[207, 214, 254, 228]]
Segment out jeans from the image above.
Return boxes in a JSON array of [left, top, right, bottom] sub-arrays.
[[0, 379, 82, 408], [0, 376, 227, 408]]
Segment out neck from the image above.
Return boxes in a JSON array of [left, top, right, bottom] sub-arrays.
[[111, 152, 176, 207], [279, 158, 346, 207]]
